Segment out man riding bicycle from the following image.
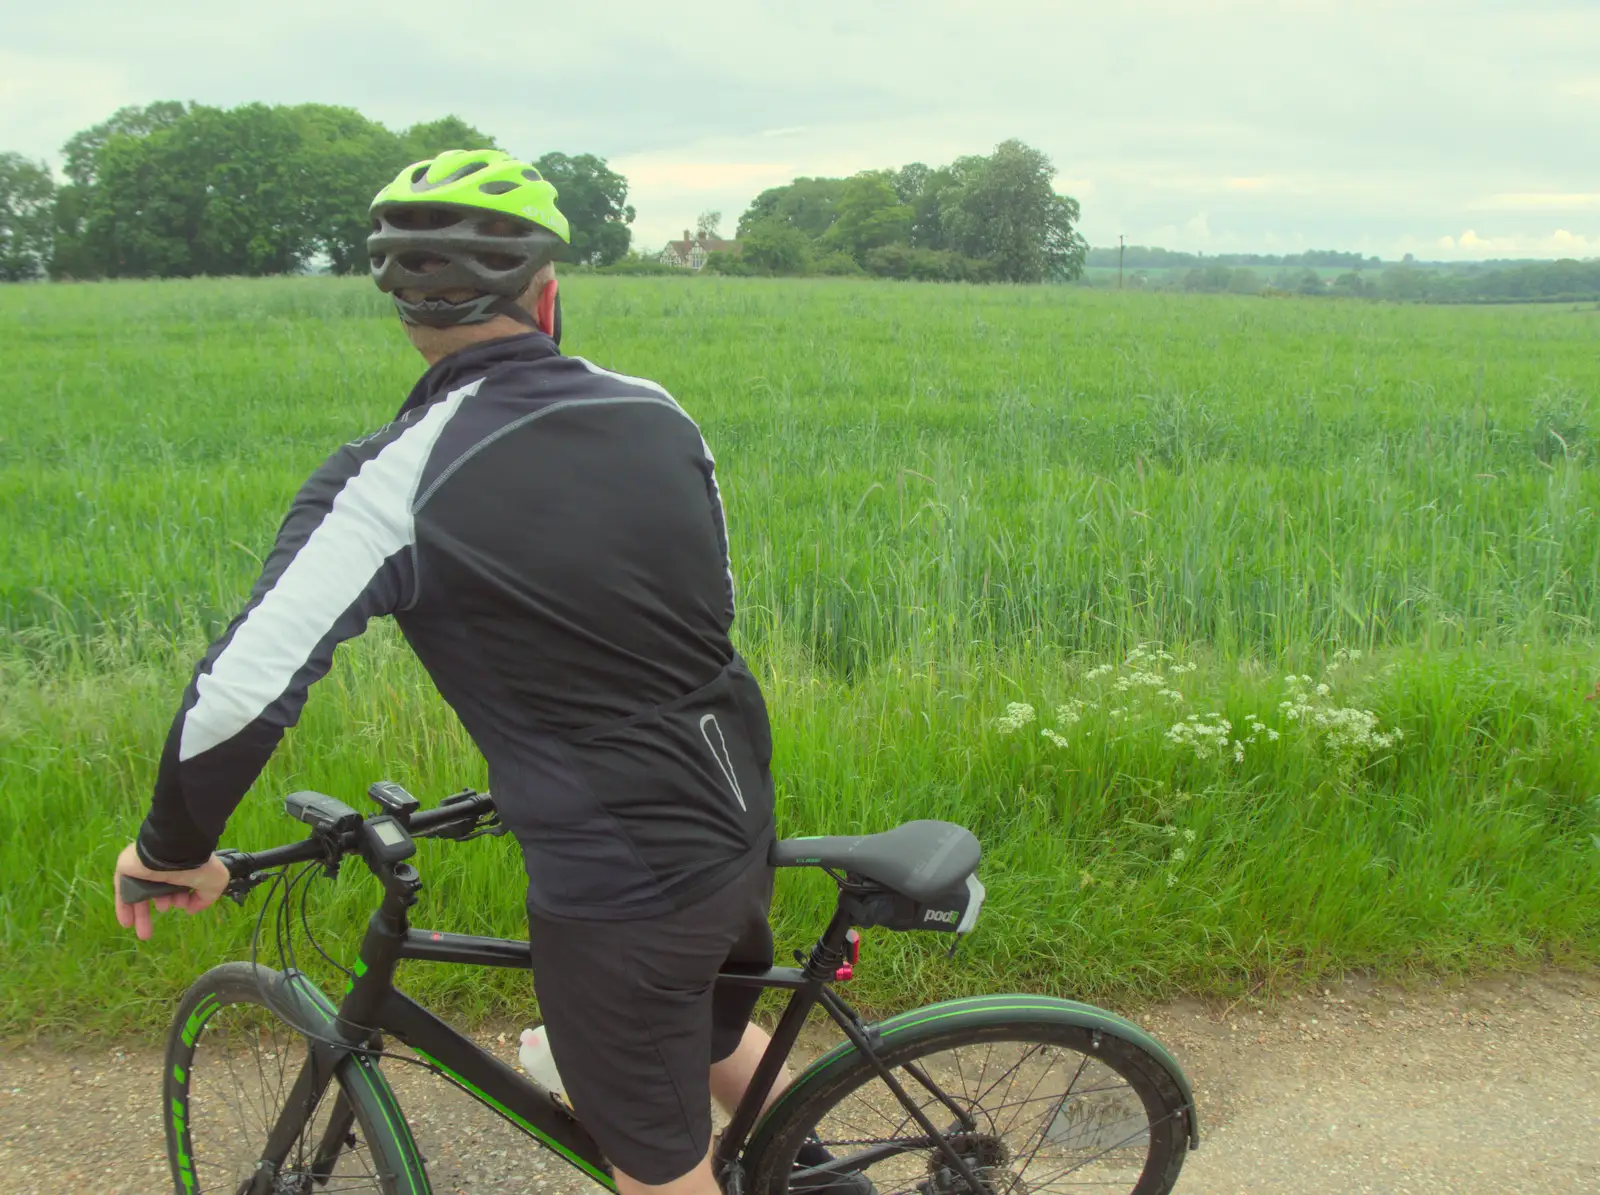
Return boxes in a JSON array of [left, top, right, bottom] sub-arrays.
[[110, 149, 838, 1195]]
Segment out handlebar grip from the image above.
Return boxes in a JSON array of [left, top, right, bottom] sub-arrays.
[[120, 876, 193, 903]]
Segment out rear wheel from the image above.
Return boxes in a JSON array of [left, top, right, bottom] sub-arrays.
[[746, 1005, 1191, 1195], [162, 962, 426, 1195]]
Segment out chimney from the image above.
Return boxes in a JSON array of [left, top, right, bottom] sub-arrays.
[[684, 228, 692, 244]]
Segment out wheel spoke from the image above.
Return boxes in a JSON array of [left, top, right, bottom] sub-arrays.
[[779, 1030, 1180, 1195], [1015, 1107, 1184, 1190]]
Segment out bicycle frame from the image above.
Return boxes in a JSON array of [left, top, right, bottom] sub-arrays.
[[257, 848, 902, 1195]]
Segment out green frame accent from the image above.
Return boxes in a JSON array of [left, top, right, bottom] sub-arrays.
[[296, 978, 434, 1195], [411, 1048, 617, 1190]]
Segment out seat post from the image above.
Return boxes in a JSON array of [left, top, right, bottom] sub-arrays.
[[714, 891, 859, 1181], [802, 891, 859, 982]]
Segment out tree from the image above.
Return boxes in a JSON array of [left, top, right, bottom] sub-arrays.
[[53, 101, 190, 277], [0, 153, 56, 280], [60, 102, 189, 188], [77, 103, 319, 277], [739, 220, 812, 274], [1331, 272, 1368, 298], [399, 117, 500, 162], [296, 104, 409, 276], [737, 177, 845, 239], [533, 152, 634, 266], [301, 111, 501, 275], [44, 102, 542, 278], [901, 162, 975, 251], [941, 140, 1087, 282], [1295, 269, 1327, 296], [1380, 263, 1432, 302], [894, 162, 931, 205], [820, 171, 911, 263], [697, 210, 723, 239]]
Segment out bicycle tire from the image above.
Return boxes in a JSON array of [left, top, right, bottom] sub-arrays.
[[744, 996, 1194, 1195], [162, 961, 431, 1195]]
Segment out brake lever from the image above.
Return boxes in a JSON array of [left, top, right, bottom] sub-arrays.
[[215, 848, 281, 904], [431, 814, 507, 842], [456, 817, 509, 842]]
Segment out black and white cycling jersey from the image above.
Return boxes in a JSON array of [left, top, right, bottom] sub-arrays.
[[139, 333, 775, 918]]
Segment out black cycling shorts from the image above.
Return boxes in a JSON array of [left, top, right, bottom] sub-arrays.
[[527, 851, 776, 1185]]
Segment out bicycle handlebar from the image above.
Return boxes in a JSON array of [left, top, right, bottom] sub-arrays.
[[117, 789, 497, 906]]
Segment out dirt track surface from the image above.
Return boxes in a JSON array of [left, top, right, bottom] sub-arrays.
[[2, 971, 1595, 1195]]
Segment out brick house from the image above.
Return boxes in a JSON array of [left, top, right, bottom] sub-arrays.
[[659, 228, 742, 270]]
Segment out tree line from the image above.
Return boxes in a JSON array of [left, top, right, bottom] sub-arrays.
[[1354, 258, 1600, 304], [701, 140, 1088, 283], [1122, 257, 1600, 303], [1087, 246, 1382, 270], [0, 102, 636, 281]]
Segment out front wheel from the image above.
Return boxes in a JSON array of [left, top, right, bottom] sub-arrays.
[[163, 961, 429, 1195], [746, 997, 1194, 1195]]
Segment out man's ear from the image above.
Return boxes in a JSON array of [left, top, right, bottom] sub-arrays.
[[534, 278, 559, 339]]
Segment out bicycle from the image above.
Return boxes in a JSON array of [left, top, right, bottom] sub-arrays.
[[124, 781, 1200, 1195]]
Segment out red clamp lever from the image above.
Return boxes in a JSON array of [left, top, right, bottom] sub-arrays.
[[834, 929, 862, 982]]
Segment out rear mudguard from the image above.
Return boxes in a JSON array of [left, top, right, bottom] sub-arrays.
[[758, 994, 1200, 1150]]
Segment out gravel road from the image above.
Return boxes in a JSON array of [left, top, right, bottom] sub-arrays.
[[2, 971, 1594, 1194]]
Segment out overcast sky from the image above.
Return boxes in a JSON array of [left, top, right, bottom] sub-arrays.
[[4, 0, 1596, 259]]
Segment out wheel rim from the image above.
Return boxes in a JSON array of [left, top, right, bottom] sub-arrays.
[[795, 1036, 1175, 1195], [181, 999, 389, 1193]]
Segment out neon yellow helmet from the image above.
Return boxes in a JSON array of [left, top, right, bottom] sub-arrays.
[[368, 149, 571, 328]]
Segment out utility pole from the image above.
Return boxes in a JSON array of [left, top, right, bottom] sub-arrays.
[[1118, 235, 1125, 289]]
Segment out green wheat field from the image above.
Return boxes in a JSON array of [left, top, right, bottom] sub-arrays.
[[2, 275, 1598, 1034]]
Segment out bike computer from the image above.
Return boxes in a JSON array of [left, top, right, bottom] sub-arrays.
[[361, 816, 416, 866]]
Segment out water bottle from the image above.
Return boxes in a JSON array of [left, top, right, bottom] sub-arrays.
[[518, 1025, 566, 1098]]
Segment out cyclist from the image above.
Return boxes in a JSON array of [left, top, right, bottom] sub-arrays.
[[110, 150, 833, 1195]]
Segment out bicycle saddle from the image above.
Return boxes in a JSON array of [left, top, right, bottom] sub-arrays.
[[770, 820, 980, 902]]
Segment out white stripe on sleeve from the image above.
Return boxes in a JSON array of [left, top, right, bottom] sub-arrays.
[[178, 383, 477, 762]]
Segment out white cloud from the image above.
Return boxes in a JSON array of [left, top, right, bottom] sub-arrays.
[[1475, 193, 1600, 211], [1426, 228, 1599, 258]]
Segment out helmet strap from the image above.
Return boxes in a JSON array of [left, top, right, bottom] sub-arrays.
[[392, 292, 540, 330], [487, 295, 541, 329]]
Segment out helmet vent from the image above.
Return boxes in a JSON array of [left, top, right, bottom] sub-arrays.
[[475, 251, 522, 271], [478, 180, 518, 195], [521, 169, 545, 182], [477, 216, 530, 238], [410, 165, 429, 184], [388, 207, 462, 231], [397, 251, 448, 273]]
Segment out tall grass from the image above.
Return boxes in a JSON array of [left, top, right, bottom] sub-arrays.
[[2, 275, 1597, 1034]]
